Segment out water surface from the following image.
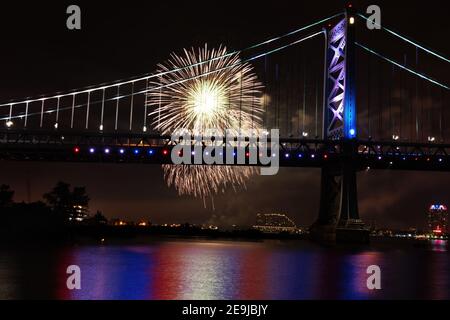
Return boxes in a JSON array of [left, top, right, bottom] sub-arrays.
[[0, 238, 448, 299]]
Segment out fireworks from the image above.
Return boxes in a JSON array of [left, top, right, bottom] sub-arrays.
[[147, 44, 264, 202]]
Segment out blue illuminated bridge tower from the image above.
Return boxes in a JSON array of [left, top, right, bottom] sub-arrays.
[[310, 7, 367, 243]]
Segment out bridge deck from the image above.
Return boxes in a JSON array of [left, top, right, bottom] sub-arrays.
[[0, 130, 449, 171]]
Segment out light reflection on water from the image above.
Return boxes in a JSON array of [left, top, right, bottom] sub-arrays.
[[0, 239, 449, 300]]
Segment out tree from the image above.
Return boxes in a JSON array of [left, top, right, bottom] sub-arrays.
[[72, 187, 90, 207], [93, 210, 108, 225], [43, 182, 90, 221], [0, 184, 14, 207], [43, 181, 72, 214]]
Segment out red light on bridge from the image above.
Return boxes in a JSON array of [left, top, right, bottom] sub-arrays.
[[162, 149, 169, 156], [74, 147, 80, 154], [323, 154, 328, 160]]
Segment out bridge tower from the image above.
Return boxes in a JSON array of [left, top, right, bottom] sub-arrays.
[[310, 6, 369, 243]]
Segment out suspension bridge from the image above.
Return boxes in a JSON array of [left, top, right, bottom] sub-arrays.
[[1, 5, 449, 242]]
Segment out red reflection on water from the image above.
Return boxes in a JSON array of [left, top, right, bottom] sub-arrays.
[[425, 240, 449, 299], [150, 243, 187, 299], [237, 247, 269, 299], [55, 248, 75, 300], [431, 239, 447, 253]]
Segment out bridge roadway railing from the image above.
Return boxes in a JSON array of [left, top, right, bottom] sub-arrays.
[[0, 130, 449, 171]]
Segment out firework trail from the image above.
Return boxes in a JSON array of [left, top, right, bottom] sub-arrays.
[[147, 44, 264, 204]]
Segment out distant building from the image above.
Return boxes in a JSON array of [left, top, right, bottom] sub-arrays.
[[69, 204, 89, 222], [428, 204, 448, 236], [111, 219, 128, 226], [253, 213, 297, 234]]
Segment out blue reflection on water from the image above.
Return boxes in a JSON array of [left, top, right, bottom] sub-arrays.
[[66, 246, 154, 300], [0, 239, 449, 300]]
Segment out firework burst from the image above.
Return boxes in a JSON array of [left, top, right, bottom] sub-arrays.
[[147, 44, 264, 202]]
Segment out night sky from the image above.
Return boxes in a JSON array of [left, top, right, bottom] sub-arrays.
[[1, 0, 449, 230]]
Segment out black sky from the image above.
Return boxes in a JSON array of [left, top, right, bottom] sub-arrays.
[[1, 0, 449, 229]]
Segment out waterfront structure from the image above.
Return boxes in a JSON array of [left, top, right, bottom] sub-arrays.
[[428, 204, 448, 236], [253, 213, 297, 234]]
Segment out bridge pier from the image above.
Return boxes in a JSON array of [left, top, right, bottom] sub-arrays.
[[310, 142, 369, 244]]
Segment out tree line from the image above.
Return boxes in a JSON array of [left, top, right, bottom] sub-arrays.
[[0, 181, 107, 240]]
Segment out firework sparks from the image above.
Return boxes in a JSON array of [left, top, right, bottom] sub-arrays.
[[147, 44, 264, 202]]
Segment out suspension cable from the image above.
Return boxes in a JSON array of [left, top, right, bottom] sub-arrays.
[[356, 13, 450, 64], [1, 31, 325, 122], [355, 42, 449, 90], [0, 13, 342, 107]]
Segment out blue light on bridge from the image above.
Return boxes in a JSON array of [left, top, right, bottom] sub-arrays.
[[349, 128, 356, 137], [133, 149, 140, 155], [298, 153, 303, 159], [89, 148, 95, 154], [105, 148, 111, 154], [148, 149, 154, 155], [285, 153, 290, 158], [119, 148, 125, 154]]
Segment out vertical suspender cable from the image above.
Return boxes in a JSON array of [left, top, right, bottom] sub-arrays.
[[40, 100, 45, 128], [286, 65, 290, 136], [239, 71, 243, 131], [9, 104, 13, 123], [440, 88, 443, 141], [144, 79, 149, 131], [100, 88, 105, 130], [70, 95, 75, 129], [86, 92, 91, 130], [129, 82, 134, 131], [263, 55, 267, 129], [24, 102, 29, 127], [367, 53, 371, 137], [55, 96, 60, 128], [415, 47, 419, 141], [302, 56, 306, 135], [315, 76, 318, 137], [115, 85, 120, 131]]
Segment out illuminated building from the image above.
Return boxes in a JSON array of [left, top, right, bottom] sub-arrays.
[[69, 205, 89, 222], [428, 204, 448, 237], [111, 219, 128, 226], [253, 213, 297, 234]]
